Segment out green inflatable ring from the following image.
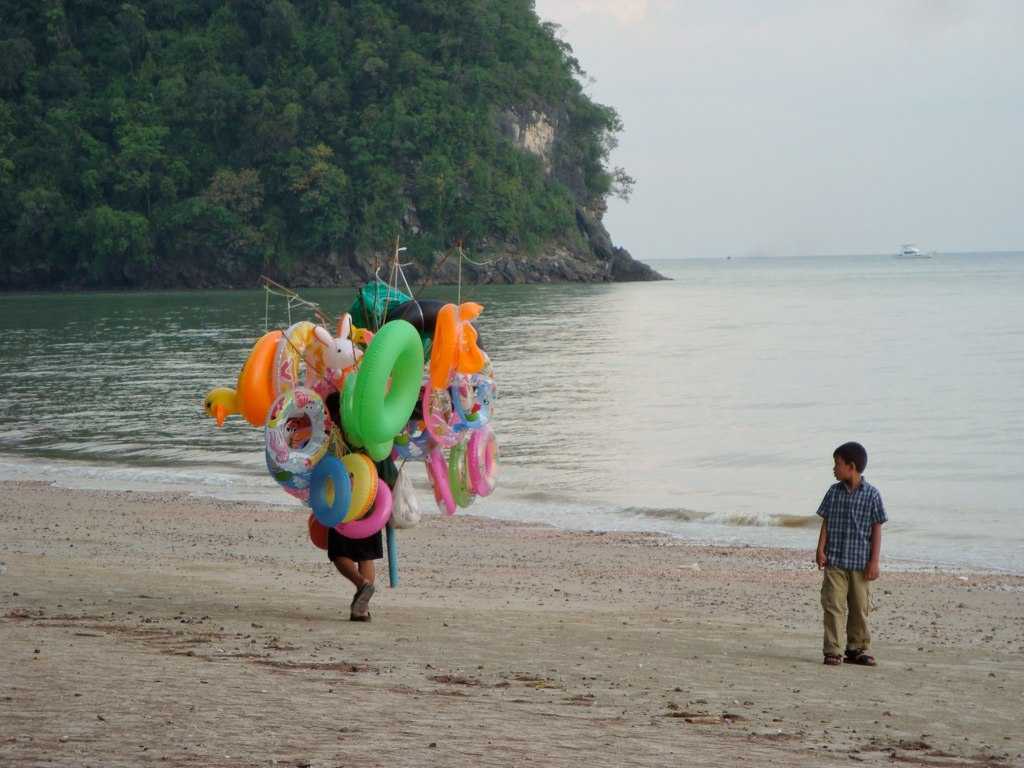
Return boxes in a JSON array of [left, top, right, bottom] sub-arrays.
[[341, 372, 364, 448], [364, 438, 394, 462], [355, 320, 425, 445], [448, 440, 475, 508]]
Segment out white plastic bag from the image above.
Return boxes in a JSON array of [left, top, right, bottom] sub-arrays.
[[389, 465, 422, 529]]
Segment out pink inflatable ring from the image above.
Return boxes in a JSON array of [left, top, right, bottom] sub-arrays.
[[426, 447, 456, 515], [336, 482, 392, 539], [468, 426, 498, 497]]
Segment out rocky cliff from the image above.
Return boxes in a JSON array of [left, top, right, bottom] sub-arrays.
[[0, 1, 665, 292]]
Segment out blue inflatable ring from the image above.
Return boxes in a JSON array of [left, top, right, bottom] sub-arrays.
[[310, 455, 353, 528]]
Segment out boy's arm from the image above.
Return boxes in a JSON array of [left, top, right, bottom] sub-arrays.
[[815, 487, 832, 569], [865, 522, 882, 580], [816, 519, 828, 569]]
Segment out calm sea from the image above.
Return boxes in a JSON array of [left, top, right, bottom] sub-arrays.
[[2, 253, 1022, 572]]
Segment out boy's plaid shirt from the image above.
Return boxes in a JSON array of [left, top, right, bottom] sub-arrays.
[[816, 479, 887, 571]]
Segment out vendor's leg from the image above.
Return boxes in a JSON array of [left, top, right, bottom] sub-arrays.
[[846, 570, 872, 653], [357, 559, 376, 585], [821, 568, 848, 658], [333, 556, 369, 588], [351, 559, 376, 617]]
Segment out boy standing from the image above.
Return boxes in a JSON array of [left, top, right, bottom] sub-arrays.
[[815, 442, 887, 667]]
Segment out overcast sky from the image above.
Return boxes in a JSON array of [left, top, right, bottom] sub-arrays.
[[533, 1, 1024, 260]]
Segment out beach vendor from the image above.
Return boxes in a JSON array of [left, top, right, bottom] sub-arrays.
[[815, 441, 887, 667], [323, 390, 400, 621]]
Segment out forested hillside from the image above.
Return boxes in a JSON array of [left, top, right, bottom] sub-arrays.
[[0, 0, 657, 288]]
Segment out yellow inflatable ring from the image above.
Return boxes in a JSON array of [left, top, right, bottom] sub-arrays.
[[273, 321, 318, 393], [237, 330, 283, 426], [341, 453, 379, 523]]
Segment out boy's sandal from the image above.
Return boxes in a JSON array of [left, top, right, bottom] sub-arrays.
[[823, 654, 843, 666], [844, 650, 876, 666]]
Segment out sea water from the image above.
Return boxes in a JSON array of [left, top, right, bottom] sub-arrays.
[[2, 253, 1022, 572]]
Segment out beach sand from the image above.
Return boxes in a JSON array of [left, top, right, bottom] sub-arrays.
[[1, 481, 1022, 767]]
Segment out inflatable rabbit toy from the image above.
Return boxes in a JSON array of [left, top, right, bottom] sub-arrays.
[[311, 314, 368, 396]]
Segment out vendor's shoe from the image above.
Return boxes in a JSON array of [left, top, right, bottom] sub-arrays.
[[352, 583, 375, 616]]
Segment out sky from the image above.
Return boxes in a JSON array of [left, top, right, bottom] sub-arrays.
[[532, 1, 1024, 260]]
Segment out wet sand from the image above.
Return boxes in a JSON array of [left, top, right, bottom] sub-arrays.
[[1, 481, 1022, 767]]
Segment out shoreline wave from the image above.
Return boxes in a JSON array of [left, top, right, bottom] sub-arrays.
[[3, 455, 1019, 575]]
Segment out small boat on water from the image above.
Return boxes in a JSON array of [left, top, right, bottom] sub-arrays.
[[895, 243, 931, 259]]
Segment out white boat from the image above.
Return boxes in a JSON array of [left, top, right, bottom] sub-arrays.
[[895, 244, 931, 259]]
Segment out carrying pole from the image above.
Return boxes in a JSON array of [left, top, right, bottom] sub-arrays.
[[385, 524, 399, 587]]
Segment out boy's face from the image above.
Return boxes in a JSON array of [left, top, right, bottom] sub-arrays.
[[833, 456, 858, 483]]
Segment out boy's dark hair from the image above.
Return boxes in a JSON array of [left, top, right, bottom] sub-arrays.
[[833, 442, 867, 473]]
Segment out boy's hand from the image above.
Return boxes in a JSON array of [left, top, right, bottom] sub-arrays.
[[864, 560, 880, 581], [815, 549, 828, 570]]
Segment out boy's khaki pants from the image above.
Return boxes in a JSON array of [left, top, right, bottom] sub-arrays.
[[821, 567, 871, 656]]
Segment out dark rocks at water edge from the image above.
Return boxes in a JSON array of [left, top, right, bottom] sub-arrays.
[[269, 210, 665, 290], [0, 207, 664, 291]]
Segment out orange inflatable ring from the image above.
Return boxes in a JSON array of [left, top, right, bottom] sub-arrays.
[[429, 303, 458, 389], [455, 302, 486, 375], [236, 330, 283, 426], [429, 302, 487, 389], [307, 513, 329, 550]]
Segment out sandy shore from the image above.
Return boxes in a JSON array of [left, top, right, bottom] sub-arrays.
[[1, 481, 1022, 767]]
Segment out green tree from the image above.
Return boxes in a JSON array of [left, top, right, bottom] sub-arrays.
[[114, 123, 169, 215], [78, 205, 152, 278], [0, 38, 36, 94], [286, 144, 350, 253], [0, 0, 630, 287]]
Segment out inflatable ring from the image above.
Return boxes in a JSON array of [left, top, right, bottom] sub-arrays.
[[265, 387, 330, 474], [336, 482, 392, 539], [265, 449, 311, 502], [340, 371, 364, 447], [341, 452, 379, 523], [385, 299, 487, 354], [448, 441, 475, 508], [354, 320, 424, 445], [429, 303, 458, 388], [363, 438, 394, 463], [341, 373, 391, 460], [310, 455, 353, 527], [454, 302, 486, 375], [467, 426, 498, 497], [393, 419, 431, 461], [422, 379, 464, 448], [451, 369, 495, 430], [308, 513, 329, 550], [237, 330, 284, 426], [385, 299, 446, 338], [272, 321, 317, 394], [426, 447, 456, 515]]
